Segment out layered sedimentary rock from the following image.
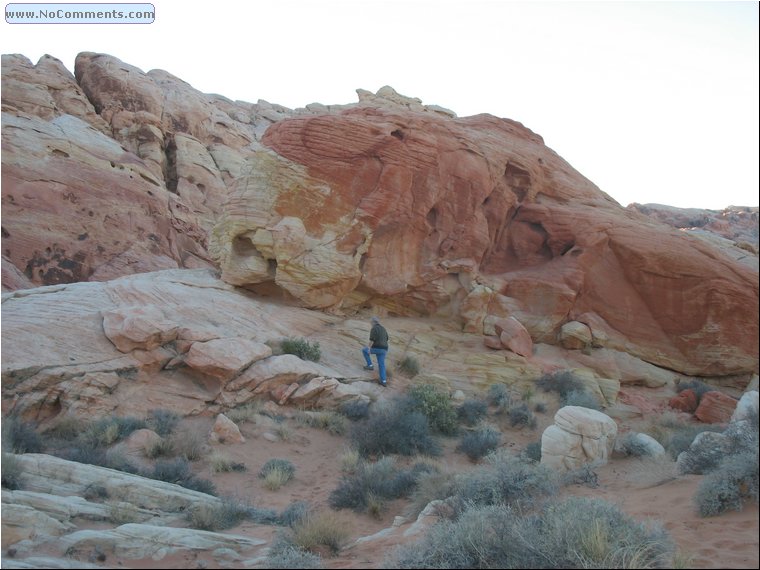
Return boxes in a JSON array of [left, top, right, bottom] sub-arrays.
[[2, 52, 758, 378]]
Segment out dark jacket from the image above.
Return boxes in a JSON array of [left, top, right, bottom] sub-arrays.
[[369, 323, 389, 349]]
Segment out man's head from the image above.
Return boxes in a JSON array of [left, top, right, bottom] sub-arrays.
[[371, 316, 380, 324]]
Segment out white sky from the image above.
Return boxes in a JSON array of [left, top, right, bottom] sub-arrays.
[[3, 0, 758, 209]]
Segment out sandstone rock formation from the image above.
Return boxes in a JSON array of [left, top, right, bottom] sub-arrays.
[[541, 406, 618, 472], [2, 51, 758, 380]]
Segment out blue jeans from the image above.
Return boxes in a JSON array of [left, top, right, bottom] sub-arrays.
[[362, 346, 388, 383]]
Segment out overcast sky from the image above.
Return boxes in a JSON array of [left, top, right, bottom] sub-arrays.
[[3, 0, 758, 209]]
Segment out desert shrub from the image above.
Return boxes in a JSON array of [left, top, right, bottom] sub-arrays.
[[339, 399, 370, 421], [339, 448, 360, 473], [677, 379, 714, 402], [397, 355, 420, 377], [280, 500, 312, 527], [456, 426, 501, 461], [1, 453, 23, 489], [351, 400, 440, 457], [521, 441, 543, 463], [536, 370, 585, 399], [2, 416, 43, 454], [561, 464, 600, 488], [404, 384, 458, 435], [457, 399, 488, 426], [281, 337, 321, 362], [694, 449, 759, 517], [147, 458, 216, 495], [54, 444, 140, 474], [83, 484, 109, 501], [615, 432, 652, 458], [171, 427, 207, 461], [209, 452, 246, 473], [260, 458, 296, 490], [533, 401, 548, 414], [405, 470, 457, 518], [146, 409, 180, 436], [226, 401, 262, 425], [43, 416, 84, 442], [508, 402, 538, 429], [487, 383, 511, 406], [390, 497, 674, 569], [79, 416, 147, 448], [295, 411, 347, 436], [266, 537, 324, 569], [144, 437, 175, 459], [290, 511, 349, 556], [248, 506, 281, 525], [187, 496, 252, 531], [452, 450, 558, 513], [329, 456, 432, 513], [562, 389, 602, 410]]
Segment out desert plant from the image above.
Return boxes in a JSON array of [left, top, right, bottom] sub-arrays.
[[170, 426, 207, 461], [328, 456, 430, 513], [209, 452, 246, 473], [187, 496, 252, 530], [457, 399, 488, 427], [456, 426, 501, 461], [536, 370, 585, 399], [281, 337, 321, 362], [290, 511, 350, 556], [146, 408, 180, 437], [452, 450, 559, 513], [508, 402, 537, 429], [487, 383, 512, 408], [390, 497, 674, 569], [265, 537, 324, 569], [404, 384, 458, 435], [339, 448, 360, 473], [280, 501, 312, 527], [561, 464, 600, 488], [79, 416, 147, 448], [405, 469, 457, 518], [562, 389, 602, 410], [694, 449, 759, 517], [520, 441, 543, 463], [339, 399, 370, 421], [226, 401, 262, 425], [1, 452, 23, 489], [144, 437, 175, 459], [260, 458, 296, 490], [2, 416, 43, 454], [295, 411, 347, 436], [146, 457, 216, 495], [397, 355, 420, 377], [350, 401, 440, 457]]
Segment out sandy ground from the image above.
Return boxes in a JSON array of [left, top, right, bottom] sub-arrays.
[[64, 382, 757, 570]]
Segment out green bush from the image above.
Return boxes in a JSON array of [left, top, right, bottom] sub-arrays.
[[694, 449, 759, 517], [536, 370, 585, 399], [1, 453, 23, 489], [329, 456, 430, 513], [456, 427, 500, 462], [281, 337, 321, 362], [390, 497, 675, 569], [265, 537, 324, 569], [520, 441, 543, 463], [146, 458, 216, 495], [146, 409, 180, 437], [260, 458, 296, 479], [187, 496, 252, 530], [280, 501, 312, 527], [508, 403, 537, 429], [2, 416, 44, 454], [457, 399, 488, 427], [339, 400, 370, 421], [350, 401, 441, 457], [404, 384, 458, 435], [452, 450, 558, 513], [562, 389, 602, 410], [487, 383, 512, 409]]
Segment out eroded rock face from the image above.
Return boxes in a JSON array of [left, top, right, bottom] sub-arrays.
[[212, 105, 758, 376]]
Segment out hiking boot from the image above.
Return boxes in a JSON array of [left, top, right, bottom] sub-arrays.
[[380, 382, 387, 387], [363, 365, 374, 371]]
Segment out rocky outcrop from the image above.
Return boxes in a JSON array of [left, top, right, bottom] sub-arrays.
[[541, 406, 618, 472]]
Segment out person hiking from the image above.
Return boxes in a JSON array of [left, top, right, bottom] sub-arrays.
[[362, 316, 389, 386]]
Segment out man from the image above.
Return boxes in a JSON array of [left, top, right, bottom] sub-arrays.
[[362, 316, 389, 386]]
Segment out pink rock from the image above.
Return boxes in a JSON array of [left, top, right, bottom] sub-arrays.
[[494, 317, 533, 358], [669, 389, 698, 414], [695, 391, 738, 424]]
